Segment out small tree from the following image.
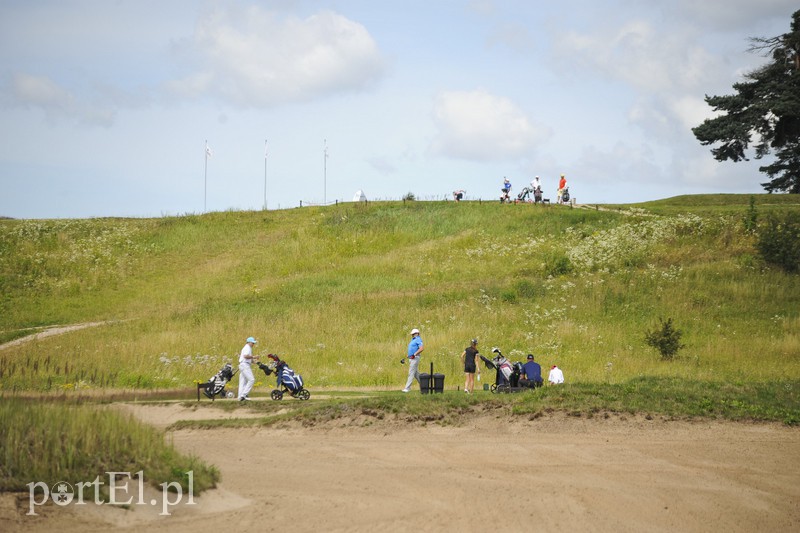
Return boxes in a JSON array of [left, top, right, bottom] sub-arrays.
[[645, 318, 685, 360], [402, 192, 416, 201]]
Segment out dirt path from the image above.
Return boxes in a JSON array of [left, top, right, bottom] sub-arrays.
[[0, 321, 123, 351], [3, 404, 798, 533]]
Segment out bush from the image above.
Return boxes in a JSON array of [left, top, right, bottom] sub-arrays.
[[757, 212, 800, 272], [402, 192, 416, 201], [644, 317, 685, 360]]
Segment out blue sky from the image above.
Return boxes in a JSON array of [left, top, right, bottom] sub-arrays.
[[0, 0, 796, 219]]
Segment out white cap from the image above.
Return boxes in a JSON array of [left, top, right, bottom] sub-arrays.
[[410, 328, 420, 335]]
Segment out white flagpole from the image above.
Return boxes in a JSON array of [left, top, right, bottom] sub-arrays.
[[323, 139, 328, 205], [204, 140, 208, 213], [264, 139, 267, 211]]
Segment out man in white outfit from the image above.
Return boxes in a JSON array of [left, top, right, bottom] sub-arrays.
[[238, 336, 259, 401]]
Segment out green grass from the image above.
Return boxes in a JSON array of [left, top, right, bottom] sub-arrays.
[[0, 196, 798, 391], [166, 376, 800, 428], [0, 397, 219, 492]]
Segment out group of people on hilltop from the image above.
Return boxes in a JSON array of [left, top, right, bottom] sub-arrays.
[[452, 174, 570, 204], [499, 174, 569, 204], [401, 329, 565, 393]]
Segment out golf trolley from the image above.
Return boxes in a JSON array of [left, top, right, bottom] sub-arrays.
[[198, 363, 237, 401], [257, 356, 310, 401], [480, 349, 525, 394]]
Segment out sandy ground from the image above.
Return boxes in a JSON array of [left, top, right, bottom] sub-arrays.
[[2, 403, 799, 532]]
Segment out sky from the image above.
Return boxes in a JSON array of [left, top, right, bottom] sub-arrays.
[[0, 0, 797, 219]]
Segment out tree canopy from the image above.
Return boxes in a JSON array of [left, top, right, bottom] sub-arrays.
[[693, 10, 800, 193]]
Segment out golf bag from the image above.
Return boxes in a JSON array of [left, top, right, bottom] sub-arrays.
[[257, 355, 310, 400], [481, 350, 514, 387], [517, 187, 533, 202], [562, 187, 570, 203], [203, 363, 235, 399], [533, 186, 543, 203], [278, 361, 303, 392]]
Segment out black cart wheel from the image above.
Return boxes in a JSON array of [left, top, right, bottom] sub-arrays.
[[490, 384, 498, 393], [298, 389, 310, 400], [271, 389, 283, 401]]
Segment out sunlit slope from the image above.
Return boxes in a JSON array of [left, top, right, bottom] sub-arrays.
[[1, 195, 797, 389]]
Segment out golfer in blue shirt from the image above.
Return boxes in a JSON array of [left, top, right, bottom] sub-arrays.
[[402, 328, 424, 392]]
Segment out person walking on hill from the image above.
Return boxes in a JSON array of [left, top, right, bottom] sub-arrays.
[[238, 336, 260, 401], [461, 338, 481, 393], [402, 328, 424, 392]]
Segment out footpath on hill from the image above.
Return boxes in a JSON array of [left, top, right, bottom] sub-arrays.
[[3, 403, 798, 533]]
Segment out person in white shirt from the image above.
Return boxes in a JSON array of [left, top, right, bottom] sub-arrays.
[[548, 364, 564, 385], [238, 336, 260, 401]]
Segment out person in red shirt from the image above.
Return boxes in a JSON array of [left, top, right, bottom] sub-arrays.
[[557, 174, 567, 204]]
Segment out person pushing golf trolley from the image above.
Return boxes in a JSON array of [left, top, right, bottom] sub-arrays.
[[237, 336, 260, 401], [400, 328, 424, 392]]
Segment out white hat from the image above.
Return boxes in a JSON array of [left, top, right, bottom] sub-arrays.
[[410, 328, 420, 335]]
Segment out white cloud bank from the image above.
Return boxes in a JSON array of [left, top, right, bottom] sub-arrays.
[[166, 7, 385, 107], [430, 88, 549, 161], [8, 72, 115, 127]]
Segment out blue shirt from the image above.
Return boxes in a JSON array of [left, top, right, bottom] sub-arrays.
[[408, 336, 423, 357], [521, 361, 542, 381]]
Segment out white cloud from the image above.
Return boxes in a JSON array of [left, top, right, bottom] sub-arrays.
[[558, 20, 718, 94], [430, 89, 549, 161], [7, 72, 114, 127], [665, 0, 798, 32], [166, 7, 385, 107]]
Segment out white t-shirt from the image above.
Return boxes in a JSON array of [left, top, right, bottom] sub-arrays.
[[548, 366, 564, 384], [239, 343, 253, 365]]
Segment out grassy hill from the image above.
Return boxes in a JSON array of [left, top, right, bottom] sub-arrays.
[[1, 195, 799, 391]]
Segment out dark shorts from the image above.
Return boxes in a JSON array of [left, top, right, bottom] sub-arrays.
[[464, 363, 476, 374]]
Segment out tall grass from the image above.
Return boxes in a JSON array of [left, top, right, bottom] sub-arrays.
[[0, 397, 219, 492], [0, 197, 798, 391]]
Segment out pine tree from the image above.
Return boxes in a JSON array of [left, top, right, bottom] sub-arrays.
[[693, 10, 800, 193]]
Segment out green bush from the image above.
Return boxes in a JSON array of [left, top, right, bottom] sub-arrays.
[[757, 212, 800, 272], [644, 317, 685, 360]]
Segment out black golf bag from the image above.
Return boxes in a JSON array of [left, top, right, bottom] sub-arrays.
[[562, 187, 570, 203], [203, 363, 236, 399]]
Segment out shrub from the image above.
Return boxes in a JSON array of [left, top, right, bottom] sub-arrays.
[[402, 192, 416, 201], [743, 196, 758, 233], [757, 212, 800, 272], [644, 317, 685, 360]]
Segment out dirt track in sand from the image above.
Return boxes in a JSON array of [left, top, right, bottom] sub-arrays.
[[2, 403, 799, 533]]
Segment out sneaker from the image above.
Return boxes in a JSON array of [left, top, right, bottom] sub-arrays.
[[465, 389, 470, 394], [401, 389, 410, 393], [239, 396, 251, 401]]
